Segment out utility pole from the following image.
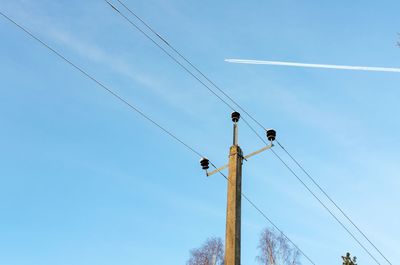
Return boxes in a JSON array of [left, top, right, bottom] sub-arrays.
[[199, 112, 276, 265], [225, 111, 243, 265]]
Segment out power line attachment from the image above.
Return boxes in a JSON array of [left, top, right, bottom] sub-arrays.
[[200, 112, 275, 177], [199, 111, 279, 265], [266, 129, 276, 142], [200, 157, 210, 176]]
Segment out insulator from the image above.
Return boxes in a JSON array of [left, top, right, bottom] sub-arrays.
[[231, 111, 241, 122], [200, 157, 210, 170], [266, 129, 276, 142]]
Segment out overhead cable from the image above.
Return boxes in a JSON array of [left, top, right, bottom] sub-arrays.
[[0, 11, 315, 265], [276, 140, 393, 265], [212, 163, 316, 265], [104, 2, 391, 264]]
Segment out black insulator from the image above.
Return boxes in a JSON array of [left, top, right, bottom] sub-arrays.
[[231, 111, 241, 122], [266, 129, 276, 142], [200, 157, 210, 170]]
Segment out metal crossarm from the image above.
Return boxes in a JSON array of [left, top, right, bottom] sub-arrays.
[[207, 143, 273, 177], [243, 143, 273, 160], [207, 164, 229, 177]]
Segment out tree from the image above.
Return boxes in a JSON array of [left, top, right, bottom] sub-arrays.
[[256, 228, 300, 265], [342, 252, 357, 265], [186, 237, 224, 265]]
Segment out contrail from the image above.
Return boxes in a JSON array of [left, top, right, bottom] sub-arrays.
[[225, 59, 400, 73]]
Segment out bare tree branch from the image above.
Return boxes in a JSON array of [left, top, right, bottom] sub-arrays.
[[187, 237, 224, 265], [256, 228, 301, 265]]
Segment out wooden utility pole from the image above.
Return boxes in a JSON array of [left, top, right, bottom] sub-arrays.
[[199, 112, 276, 265], [225, 111, 243, 265]]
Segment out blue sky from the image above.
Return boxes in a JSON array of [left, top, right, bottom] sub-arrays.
[[1, 1, 399, 265]]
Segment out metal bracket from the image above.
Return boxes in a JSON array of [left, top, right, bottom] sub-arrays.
[[243, 143, 273, 160], [207, 164, 229, 177], [207, 143, 273, 177]]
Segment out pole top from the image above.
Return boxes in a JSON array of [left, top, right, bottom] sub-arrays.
[[232, 112, 240, 145], [231, 112, 240, 123]]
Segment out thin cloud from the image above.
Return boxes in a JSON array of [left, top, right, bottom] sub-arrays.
[[4, 4, 208, 117], [225, 59, 400, 73], [46, 29, 158, 88]]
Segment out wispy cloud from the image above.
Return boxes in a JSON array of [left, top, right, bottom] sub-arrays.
[[226, 59, 400, 73], [2, 2, 158, 88], [46, 28, 158, 88], [4, 1, 215, 115]]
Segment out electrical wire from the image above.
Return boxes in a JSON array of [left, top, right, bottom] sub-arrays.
[[211, 163, 316, 265], [104, 0, 268, 154], [252, 131, 383, 264], [269, 148, 381, 265], [104, 0, 236, 113], [0, 10, 202, 159], [114, 0, 267, 131], [105, 2, 393, 264], [0, 10, 316, 265], [276, 140, 393, 265], [243, 124, 384, 264]]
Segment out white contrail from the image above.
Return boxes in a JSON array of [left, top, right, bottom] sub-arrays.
[[225, 59, 400, 73]]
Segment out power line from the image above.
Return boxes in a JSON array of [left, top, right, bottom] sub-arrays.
[[255, 132, 383, 264], [105, 2, 393, 264], [0, 11, 316, 265], [114, 0, 267, 131], [0, 10, 202, 159], [276, 140, 393, 265], [269, 148, 382, 265], [241, 120, 384, 265], [104, 0, 236, 113], [212, 164, 316, 265], [104, 0, 269, 156]]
